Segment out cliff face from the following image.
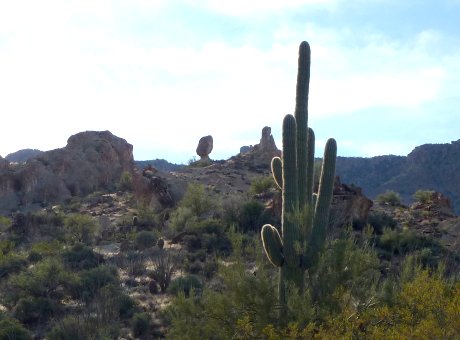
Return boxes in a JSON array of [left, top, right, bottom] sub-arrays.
[[336, 140, 460, 214], [0, 131, 134, 213]]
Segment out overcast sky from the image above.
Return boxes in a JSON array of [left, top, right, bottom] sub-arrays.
[[1, 0, 459, 164]]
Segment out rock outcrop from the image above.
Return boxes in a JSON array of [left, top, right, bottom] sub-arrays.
[[0, 131, 134, 213], [329, 177, 373, 230], [232, 126, 281, 171], [196, 135, 213, 161]]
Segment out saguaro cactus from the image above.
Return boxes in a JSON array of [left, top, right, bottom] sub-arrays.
[[261, 41, 337, 308]]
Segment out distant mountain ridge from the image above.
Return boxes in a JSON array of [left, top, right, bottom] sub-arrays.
[[336, 139, 460, 214], [5, 149, 43, 163], [135, 159, 184, 172]]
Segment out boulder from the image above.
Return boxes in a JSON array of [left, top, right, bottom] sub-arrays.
[[196, 135, 213, 160]]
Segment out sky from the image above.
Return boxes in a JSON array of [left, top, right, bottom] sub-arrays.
[[1, 0, 459, 164]]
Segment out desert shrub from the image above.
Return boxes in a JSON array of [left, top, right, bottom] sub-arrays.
[[118, 293, 137, 319], [378, 228, 430, 256], [64, 213, 99, 245], [367, 211, 397, 234], [118, 171, 133, 191], [183, 234, 202, 253], [168, 206, 197, 233], [166, 259, 278, 339], [13, 296, 58, 324], [5, 258, 76, 304], [47, 315, 118, 340], [313, 267, 460, 339], [133, 206, 159, 229], [62, 243, 104, 270], [249, 176, 274, 195], [413, 189, 435, 204], [167, 275, 202, 297], [150, 249, 175, 293], [0, 317, 31, 340], [134, 231, 157, 250], [309, 233, 381, 317], [131, 312, 150, 337], [0, 215, 11, 232], [195, 219, 232, 256], [239, 200, 265, 233], [0, 253, 26, 280], [78, 265, 118, 302], [47, 316, 87, 340], [180, 183, 214, 217], [376, 190, 402, 206], [123, 250, 146, 276]]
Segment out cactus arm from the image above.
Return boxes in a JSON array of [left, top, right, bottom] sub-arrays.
[[261, 224, 284, 267], [306, 128, 315, 206], [271, 157, 283, 190], [308, 138, 337, 265]]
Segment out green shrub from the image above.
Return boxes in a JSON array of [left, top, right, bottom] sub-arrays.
[[118, 171, 133, 191], [0, 216, 11, 232], [180, 183, 214, 217], [62, 243, 103, 270], [0, 253, 26, 280], [134, 231, 157, 250], [47, 316, 86, 340], [131, 312, 150, 337], [169, 206, 198, 233], [413, 190, 435, 204], [5, 258, 75, 304], [0, 317, 31, 340], [376, 190, 402, 206], [47, 315, 119, 340], [13, 296, 58, 324], [167, 275, 202, 297], [118, 293, 137, 319], [239, 200, 265, 233], [249, 176, 274, 195], [78, 265, 118, 302], [368, 211, 397, 234], [64, 214, 99, 245]]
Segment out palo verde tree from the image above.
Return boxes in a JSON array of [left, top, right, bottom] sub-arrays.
[[261, 41, 337, 312]]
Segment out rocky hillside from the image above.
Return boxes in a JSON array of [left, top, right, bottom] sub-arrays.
[[336, 139, 460, 214], [0, 131, 134, 213]]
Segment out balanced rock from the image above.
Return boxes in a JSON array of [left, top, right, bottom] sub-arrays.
[[196, 135, 213, 160]]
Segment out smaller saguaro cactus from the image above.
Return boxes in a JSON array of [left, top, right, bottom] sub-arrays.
[[261, 41, 337, 310]]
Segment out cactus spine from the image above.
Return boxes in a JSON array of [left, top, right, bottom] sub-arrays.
[[261, 41, 337, 309]]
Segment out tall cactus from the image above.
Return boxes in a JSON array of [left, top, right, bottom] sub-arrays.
[[261, 41, 337, 309]]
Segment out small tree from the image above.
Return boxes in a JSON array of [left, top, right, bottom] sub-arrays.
[[376, 190, 402, 206]]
